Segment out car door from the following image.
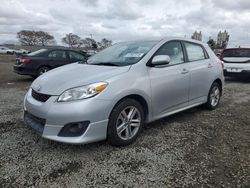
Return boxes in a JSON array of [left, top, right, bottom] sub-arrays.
[[184, 42, 213, 104], [0, 47, 6, 53], [68, 51, 87, 63], [148, 41, 190, 117], [47, 50, 69, 68]]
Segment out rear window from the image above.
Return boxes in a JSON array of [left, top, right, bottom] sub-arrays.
[[184, 42, 206, 61], [223, 49, 250, 58], [28, 49, 48, 56]]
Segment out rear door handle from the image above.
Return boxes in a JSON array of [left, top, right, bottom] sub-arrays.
[[181, 68, 189, 74], [208, 63, 213, 68]]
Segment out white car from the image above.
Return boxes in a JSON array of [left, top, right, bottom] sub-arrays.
[[13, 48, 30, 54], [221, 48, 250, 77], [0, 46, 15, 54]]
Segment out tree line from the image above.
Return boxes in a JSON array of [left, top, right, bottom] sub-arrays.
[[17, 30, 112, 50], [17, 30, 55, 46]]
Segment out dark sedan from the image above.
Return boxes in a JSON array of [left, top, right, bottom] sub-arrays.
[[14, 48, 87, 78]]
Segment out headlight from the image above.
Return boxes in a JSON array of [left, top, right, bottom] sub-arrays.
[[58, 82, 108, 102]]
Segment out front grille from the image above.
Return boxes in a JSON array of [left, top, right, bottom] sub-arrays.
[[24, 111, 46, 135], [32, 89, 51, 102]]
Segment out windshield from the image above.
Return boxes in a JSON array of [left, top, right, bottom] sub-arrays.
[[87, 41, 158, 66], [28, 49, 47, 56], [223, 49, 250, 58]]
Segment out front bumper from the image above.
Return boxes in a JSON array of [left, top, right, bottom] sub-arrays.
[[23, 89, 113, 144]]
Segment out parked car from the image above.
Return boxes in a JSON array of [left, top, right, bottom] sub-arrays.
[[14, 48, 88, 77], [23, 38, 224, 146], [13, 48, 31, 55], [221, 48, 250, 77], [0, 46, 15, 54]]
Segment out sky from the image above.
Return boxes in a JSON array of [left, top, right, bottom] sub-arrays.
[[0, 0, 250, 47]]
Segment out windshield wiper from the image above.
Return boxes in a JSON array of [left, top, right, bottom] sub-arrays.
[[92, 62, 119, 66]]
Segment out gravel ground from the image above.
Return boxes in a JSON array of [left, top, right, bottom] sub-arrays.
[[0, 55, 249, 187]]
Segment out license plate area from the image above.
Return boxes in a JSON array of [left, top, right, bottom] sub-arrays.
[[226, 68, 242, 73]]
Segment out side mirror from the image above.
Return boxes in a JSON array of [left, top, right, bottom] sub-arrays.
[[151, 55, 170, 66]]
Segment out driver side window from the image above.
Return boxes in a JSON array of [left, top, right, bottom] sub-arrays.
[[155, 41, 184, 66]]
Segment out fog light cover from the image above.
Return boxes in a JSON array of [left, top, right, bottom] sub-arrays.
[[58, 121, 90, 137]]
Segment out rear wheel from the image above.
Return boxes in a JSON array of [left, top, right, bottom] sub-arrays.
[[107, 99, 144, 146], [205, 82, 221, 110], [38, 66, 50, 76]]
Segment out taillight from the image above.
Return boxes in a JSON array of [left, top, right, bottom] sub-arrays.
[[220, 60, 224, 69], [21, 57, 30, 64]]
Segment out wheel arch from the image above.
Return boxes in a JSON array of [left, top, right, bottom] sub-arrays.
[[37, 65, 51, 74], [110, 94, 150, 122], [213, 78, 223, 96]]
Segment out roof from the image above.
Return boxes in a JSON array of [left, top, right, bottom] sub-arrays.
[[116, 37, 207, 45], [223, 48, 250, 50]]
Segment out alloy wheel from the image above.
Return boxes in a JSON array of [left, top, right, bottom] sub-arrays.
[[210, 86, 220, 107], [39, 67, 49, 75], [116, 106, 141, 140]]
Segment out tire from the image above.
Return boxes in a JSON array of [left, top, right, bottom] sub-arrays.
[[38, 66, 50, 76], [107, 98, 145, 146], [205, 82, 221, 110]]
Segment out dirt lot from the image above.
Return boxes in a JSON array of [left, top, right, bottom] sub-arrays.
[[0, 54, 249, 187]]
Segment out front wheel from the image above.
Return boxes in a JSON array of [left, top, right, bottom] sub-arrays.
[[107, 99, 144, 146], [205, 82, 221, 110]]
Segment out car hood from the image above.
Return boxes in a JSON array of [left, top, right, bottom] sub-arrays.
[[31, 63, 130, 95]]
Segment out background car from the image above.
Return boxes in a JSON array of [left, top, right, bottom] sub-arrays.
[[0, 46, 15, 54], [14, 48, 88, 78], [13, 48, 31, 55], [221, 48, 250, 77]]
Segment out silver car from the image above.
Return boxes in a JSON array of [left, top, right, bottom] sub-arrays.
[[24, 37, 224, 146]]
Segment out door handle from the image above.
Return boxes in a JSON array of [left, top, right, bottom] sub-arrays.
[[181, 68, 189, 74], [208, 63, 213, 68]]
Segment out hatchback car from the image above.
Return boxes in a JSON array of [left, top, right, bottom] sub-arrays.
[[14, 48, 87, 77], [221, 48, 250, 77], [23, 37, 224, 146]]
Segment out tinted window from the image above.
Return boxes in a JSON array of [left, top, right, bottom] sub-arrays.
[[69, 51, 85, 61], [155, 41, 184, 65], [185, 42, 205, 61], [48, 50, 67, 59], [223, 49, 250, 58]]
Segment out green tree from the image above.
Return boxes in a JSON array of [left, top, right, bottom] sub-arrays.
[[17, 30, 54, 46], [98, 38, 112, 49], [207, 38, 217, 50], [62, 33, 81, 48]]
